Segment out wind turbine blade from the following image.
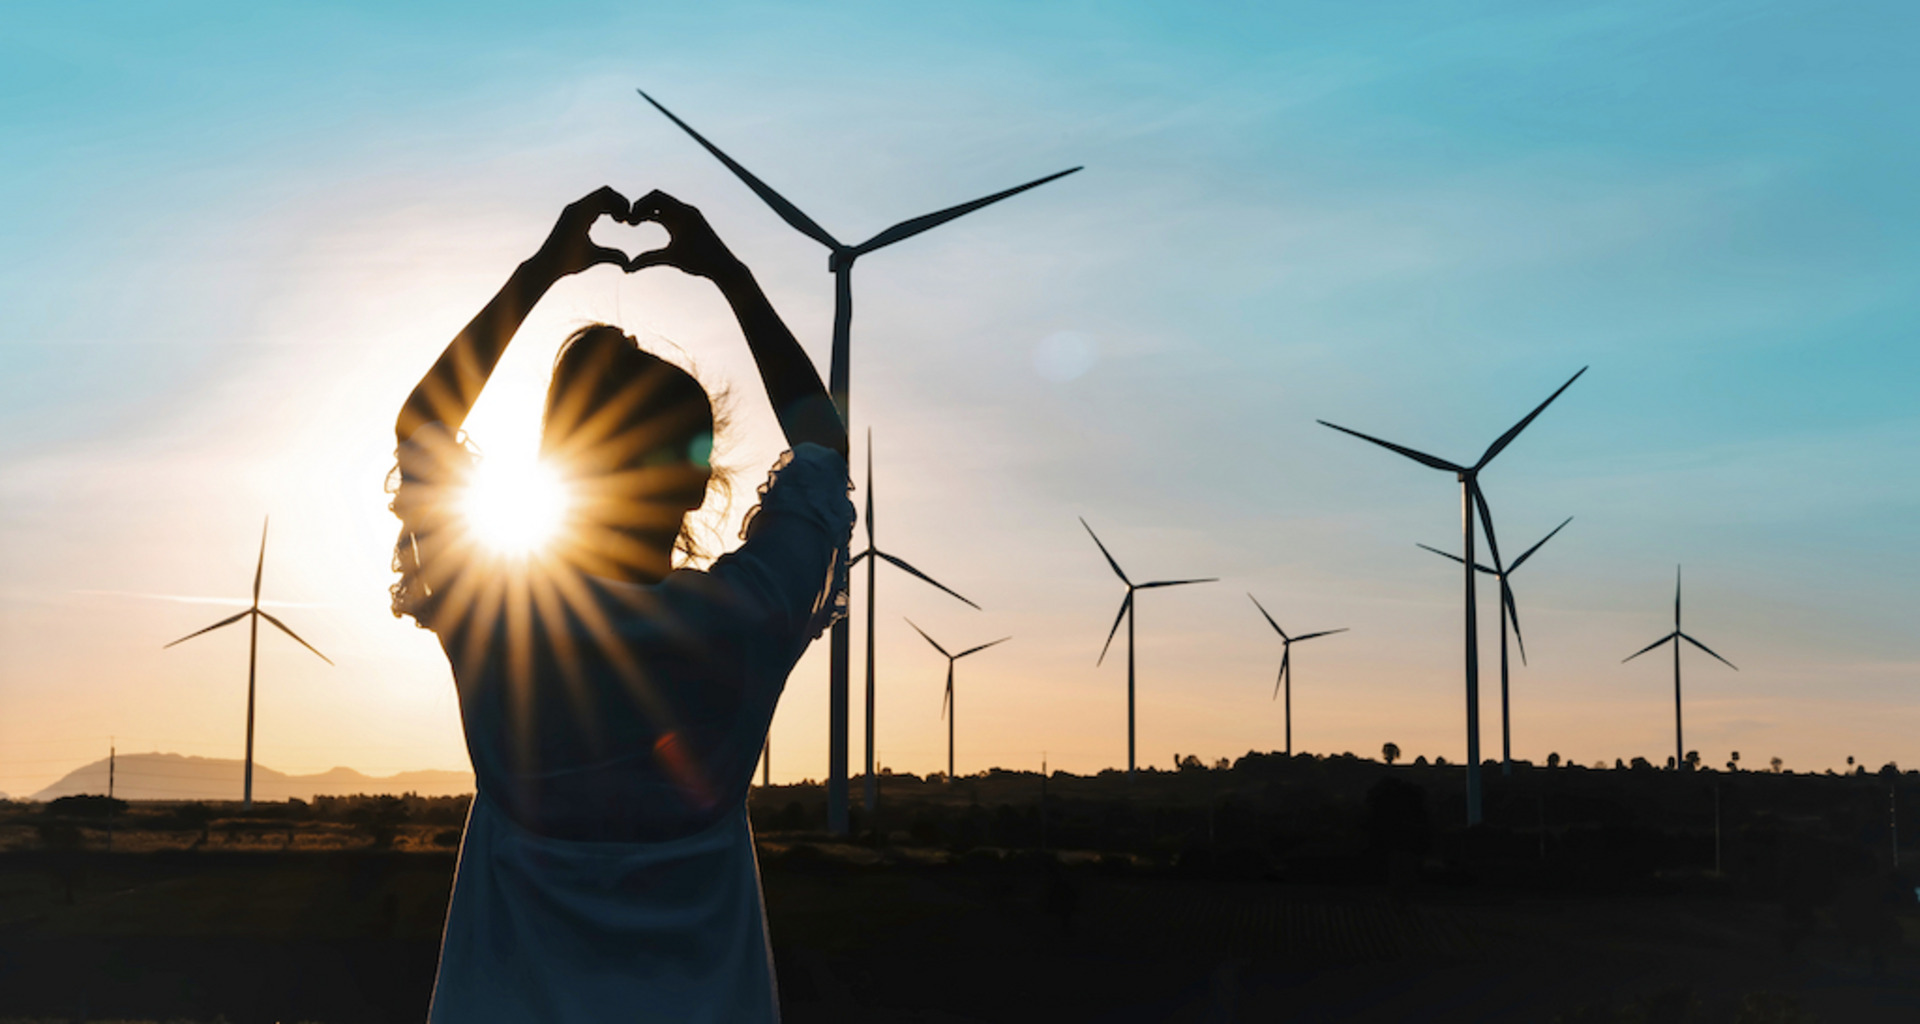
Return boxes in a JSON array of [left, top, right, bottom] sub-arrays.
[[1675, 565, 1683, 630], [1417, 542, 1465, 565], [253, 518, 268, 606], [941, 670, 953, 720], [1079, 517, 1131, 586], [904, 617, 951, 659], [1622, 632, 1678, 663], [1272, 659, 1284, 700], [635, 90, 843, 251], [1509, 516, 1573, 572], [1471, 483, 1507, 578], [1680, 632, 1738, 671], [162, 610, 250, 648], [874, 551, 979, 609], [850, 167, 1082, 256], [1290, 628, 1348, 643], [1416, 543, 1496, 574], [955, 636, 1011, 659], [1503, 579, 1528, 665], [258, 611, 333, 665], [1474, 366, 1588, 471], [1278, 649, 1291, 699], [1138, 578, 1217, 589], [1098, 593, 1131, 666], [1317, 421, 1465, 474], [849, 549, 870, 567], [1247, 593, 1286, 639]]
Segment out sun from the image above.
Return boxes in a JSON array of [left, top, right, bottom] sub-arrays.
[[459, 454, 572, 557]]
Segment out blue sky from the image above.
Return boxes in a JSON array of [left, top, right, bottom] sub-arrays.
[[3, 1, 1916, 797]]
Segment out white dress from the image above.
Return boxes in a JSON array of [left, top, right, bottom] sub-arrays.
[[392, 434, 853, 1023]]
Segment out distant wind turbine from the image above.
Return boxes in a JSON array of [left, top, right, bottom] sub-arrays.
[[1082, 518, 1216, 777], [638, 89, 1079, 835], [1419, 515, 1572, 775], [1319, 366, 1585, 824], [905, 619, 1008, 782], [163, 519, 330, 808], [1246, 594, 1347, 757], [1623, 566, 1737, 771], [850, 431, 978, 814]]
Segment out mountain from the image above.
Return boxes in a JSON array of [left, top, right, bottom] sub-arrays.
[[31, 753, 474, 802]]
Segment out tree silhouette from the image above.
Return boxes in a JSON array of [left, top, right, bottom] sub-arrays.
[[1382, 742, 1401, 765], [1547, 752, 1561, 768]]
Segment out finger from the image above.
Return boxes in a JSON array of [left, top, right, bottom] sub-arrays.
[[567, 187, 618, 220], [625, 247, 678, 272], [630, 189, 690, 225], [629, 189, 666, 223], [587, 245, 629, 269], [564, 188, 632, 230], [586, 185, 631, 219]]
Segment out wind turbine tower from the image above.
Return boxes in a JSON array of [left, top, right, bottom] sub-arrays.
[[1082, 518, 1216, 777], [1419, 515, 1571, 775], [905, 619, 1008, 782], [164, 519, 331, 808], [1319, 366, 1585, 824], [639, 89, 1079, 835], [1247, 594, 1347, 757], [850, 431, 977, 813], [1623, 566, 1737, 771]]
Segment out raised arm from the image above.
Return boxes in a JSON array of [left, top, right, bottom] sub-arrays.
[[395, 187, 635, 444], [628, 190, 849, 460]]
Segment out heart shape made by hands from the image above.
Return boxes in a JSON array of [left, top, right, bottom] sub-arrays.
[[588, 218, 671, 268]]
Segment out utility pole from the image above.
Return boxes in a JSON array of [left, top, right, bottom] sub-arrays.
[[1040, 753, 1049, 853]]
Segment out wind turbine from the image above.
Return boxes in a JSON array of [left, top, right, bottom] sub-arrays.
[[1419, 515, 1572, 776], [1246, 594, 1347, 757], [850, 430, 978, 814], [163, 519, 330, 808], [905, 619, 1008, 782], [1319, 366, 1585, 824], [1623, 566, 1737, 771], [1081, 518, 1216, 777], [638, 89, 1079, 835]]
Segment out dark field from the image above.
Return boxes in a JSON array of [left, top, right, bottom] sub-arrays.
[[5, 757, 1920, 1022]]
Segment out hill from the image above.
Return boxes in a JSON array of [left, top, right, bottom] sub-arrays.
[[30, 752, 473, 802]]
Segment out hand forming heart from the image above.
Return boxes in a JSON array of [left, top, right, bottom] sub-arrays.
[[624, 189, 745, 282], [533, 187, 744, 283]]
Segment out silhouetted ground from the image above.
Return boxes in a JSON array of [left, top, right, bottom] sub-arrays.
[[4, 757, 1918, 1021]]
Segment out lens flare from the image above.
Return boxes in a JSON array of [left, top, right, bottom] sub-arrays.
[[459, 455, 571, 557]]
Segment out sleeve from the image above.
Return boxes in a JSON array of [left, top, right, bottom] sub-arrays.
[[387, 421, 478, 628], [715, 442, 856, 644]]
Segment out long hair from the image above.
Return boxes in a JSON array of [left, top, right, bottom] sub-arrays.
[[542, 324, 729, 567]]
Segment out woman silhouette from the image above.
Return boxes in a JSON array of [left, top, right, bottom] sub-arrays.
[[390, 187, 850, 1022]]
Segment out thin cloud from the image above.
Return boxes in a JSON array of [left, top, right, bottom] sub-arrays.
[[70, 589, 334, 609]]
